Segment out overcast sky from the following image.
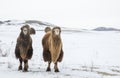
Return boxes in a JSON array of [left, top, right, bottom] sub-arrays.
[[0, 0, 120, 29]]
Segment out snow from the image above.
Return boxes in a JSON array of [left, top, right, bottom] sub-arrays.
[[0, 24, 120, 78]]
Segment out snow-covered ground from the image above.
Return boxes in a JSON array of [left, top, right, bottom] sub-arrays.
[[0, 24, 120, 78]]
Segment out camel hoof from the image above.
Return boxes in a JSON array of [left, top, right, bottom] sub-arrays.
[[46, 67, 51, 72], [18, 66, 22, 70], [23, 68, 28, 72], [55, 69, 59, 72]]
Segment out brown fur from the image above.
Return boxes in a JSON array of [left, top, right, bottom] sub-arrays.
[[15, 25, 35, 71], [42, 26, 64, 72]]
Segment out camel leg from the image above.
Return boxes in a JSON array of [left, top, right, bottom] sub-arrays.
[[46, 61, 51, 72], [23, 59, 28, 72], [18, 58, 22, 70], [54, 62, 59, 72]]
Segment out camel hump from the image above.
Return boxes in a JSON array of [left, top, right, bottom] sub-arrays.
[[44, 27, 51, 33], [30, 27, 36, 35]]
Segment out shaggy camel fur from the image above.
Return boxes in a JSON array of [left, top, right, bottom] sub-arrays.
[[42, 26, 64, 72], [15, 25, 35, 72]]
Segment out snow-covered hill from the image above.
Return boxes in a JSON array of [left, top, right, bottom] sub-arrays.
[[0, 21, 120, 78], [93, 27, 120, 31]]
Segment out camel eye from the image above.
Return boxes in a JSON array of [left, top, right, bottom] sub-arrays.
[[53, 30, 55, 33], [24, 30, 27, 31], [23, 29, 27, 32]]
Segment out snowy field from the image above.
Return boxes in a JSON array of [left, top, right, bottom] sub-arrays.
[[0, 24, 120, 78]]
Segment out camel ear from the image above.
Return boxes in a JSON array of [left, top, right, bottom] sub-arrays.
[[30, 28, 36, 35]]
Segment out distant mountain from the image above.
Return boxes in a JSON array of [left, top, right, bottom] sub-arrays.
[[3, 20, 25, 25], [0, 20, 84, 32], [93, 27, 120, 31], [25, 20, 55, 26], [0, 21, 3, 24], [0, 20, 55, 26]]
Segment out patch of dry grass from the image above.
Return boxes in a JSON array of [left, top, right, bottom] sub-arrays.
[[111, 69, 120, 73], [96, 71, 118, 76]]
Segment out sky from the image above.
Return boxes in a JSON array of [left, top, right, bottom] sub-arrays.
[[0, 0, 120, 29]]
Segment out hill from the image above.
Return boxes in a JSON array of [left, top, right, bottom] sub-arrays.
[[93, 27, 120, 31]]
